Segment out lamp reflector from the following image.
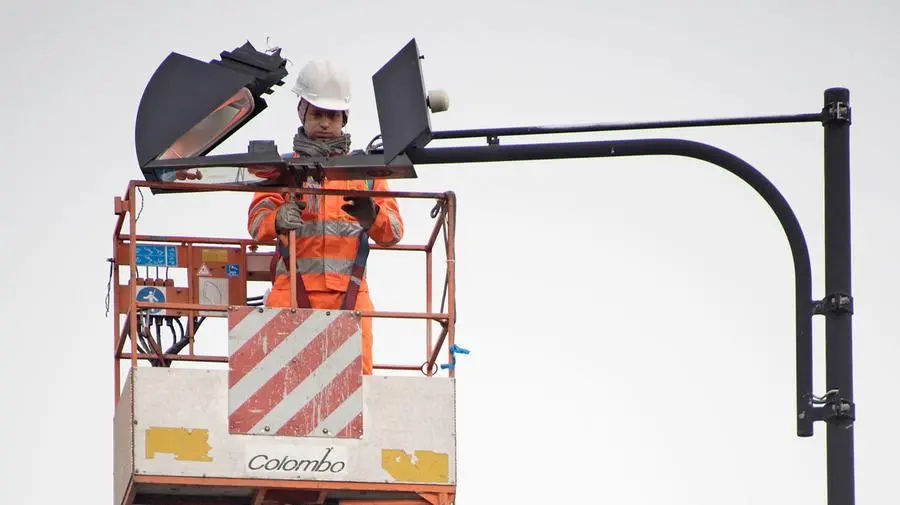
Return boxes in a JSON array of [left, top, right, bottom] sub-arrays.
[[157, 88, 255, 160]]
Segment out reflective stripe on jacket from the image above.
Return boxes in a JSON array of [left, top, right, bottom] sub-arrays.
[[248, 177, 403, 293]]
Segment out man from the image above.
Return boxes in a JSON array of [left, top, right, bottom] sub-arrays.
[[247, 59, 403, 375]]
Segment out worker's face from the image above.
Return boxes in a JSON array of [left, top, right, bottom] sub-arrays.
[[302, 103, 344, 140]]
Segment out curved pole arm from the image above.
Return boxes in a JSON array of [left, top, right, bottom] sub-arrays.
[[407, 138, 816, 436]]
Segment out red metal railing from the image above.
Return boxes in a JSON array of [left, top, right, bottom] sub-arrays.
[[112, 180, 457, 405]]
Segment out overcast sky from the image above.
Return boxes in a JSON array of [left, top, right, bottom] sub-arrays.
[[1, 0, 898, 503]]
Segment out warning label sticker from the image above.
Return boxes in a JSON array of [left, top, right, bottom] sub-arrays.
[[202, 248, 229, 263]]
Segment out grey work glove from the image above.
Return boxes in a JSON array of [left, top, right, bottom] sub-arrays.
[[275, 200, 306, 233], [342, 196, 379, 230]]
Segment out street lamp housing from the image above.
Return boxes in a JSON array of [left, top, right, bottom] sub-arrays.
[[134, 41, 288, 181], [373, 38, 434, 163]]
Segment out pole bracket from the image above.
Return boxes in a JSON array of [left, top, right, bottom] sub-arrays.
[[823, 101, 851, 125], [809, 389, 855, 428], [812, 292, 854, 315]]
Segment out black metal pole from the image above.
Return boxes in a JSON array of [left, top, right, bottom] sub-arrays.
[[822, 87, 855, 505]]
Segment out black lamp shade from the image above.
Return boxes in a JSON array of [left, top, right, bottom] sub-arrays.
[[134, 42, 288, 174]]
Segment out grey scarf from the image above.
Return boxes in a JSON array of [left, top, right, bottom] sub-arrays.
[[292, 128, 352, 213], [293, 128, 351, 156]]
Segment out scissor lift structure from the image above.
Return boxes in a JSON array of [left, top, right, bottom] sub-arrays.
[[112, 179, 459, 505]]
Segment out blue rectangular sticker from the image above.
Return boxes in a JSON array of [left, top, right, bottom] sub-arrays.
[[226, 264, 240, 277], [136, 244, 178, 267]]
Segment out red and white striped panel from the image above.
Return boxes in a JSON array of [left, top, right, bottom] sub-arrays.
[[227, 307, 363, 438]]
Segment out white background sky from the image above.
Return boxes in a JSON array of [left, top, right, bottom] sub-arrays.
[[1, 0, 897, 503]]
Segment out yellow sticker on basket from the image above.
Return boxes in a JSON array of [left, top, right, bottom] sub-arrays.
[[202, 248, 229, 263], [381, 449, 449, 483], [145, 427, 213, 462]]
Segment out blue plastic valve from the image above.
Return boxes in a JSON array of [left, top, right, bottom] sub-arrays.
[[450, 344, 470, 355], [440, 343, 470, 370]]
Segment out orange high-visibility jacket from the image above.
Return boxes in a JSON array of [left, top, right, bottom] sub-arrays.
[[248, 177, 403, 295]]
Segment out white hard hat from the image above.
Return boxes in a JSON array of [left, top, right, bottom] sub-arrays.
[[291, 59, 351, 112]]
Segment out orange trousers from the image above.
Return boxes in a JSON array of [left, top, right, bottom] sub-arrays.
[[264, 286, 374, 375]]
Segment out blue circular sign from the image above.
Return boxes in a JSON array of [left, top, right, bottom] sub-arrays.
[[137, 286, 166, 314]]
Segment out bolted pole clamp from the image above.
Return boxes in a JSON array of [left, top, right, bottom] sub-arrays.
[[823, 100, 851, 125], [812, 292, 854, 315], [810, 389, 856, 429]]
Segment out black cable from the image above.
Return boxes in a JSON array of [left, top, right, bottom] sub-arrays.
[[174, 317, 184, 339], [164, 317, 188, 355], [134, 325, 150, 356], [165, 317, 177, 350], [104, 258, 114, 317], [164, 315, 206, 355], [154, 316, 164, 351], [365, 134, 383, 154], [136, 187, 145, 222], [435, 197, 458, 325]]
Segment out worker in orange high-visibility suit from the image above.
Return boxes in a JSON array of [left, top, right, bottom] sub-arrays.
[[247, 59, 403, 375]]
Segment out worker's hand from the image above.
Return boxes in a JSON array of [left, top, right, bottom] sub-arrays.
[[175, 169, 202, 180], [247, 165, 281, 180], [275, 200, 306, 233], [342, 196, 379, 230]]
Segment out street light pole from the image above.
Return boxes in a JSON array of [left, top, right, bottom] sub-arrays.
[[398, 98, 857, 504], [820, 87, 855, 505]]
